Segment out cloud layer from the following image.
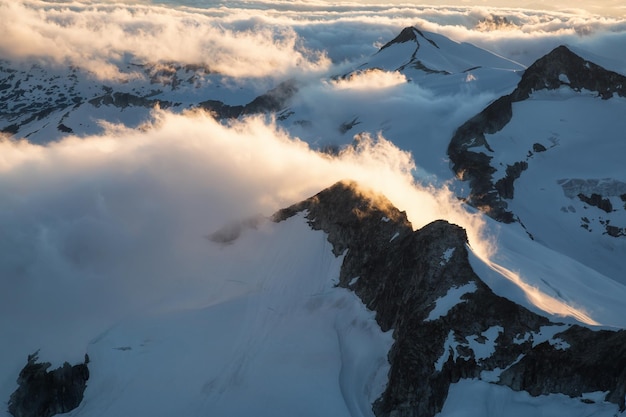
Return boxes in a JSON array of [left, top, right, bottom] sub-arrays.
[[0, 0, 330, 79], [0, 110, 492, 375], [2, 1, 626, 80]]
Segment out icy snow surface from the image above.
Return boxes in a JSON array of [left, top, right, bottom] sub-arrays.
[[0, 214, 393, 417], [485, 88, 626, 286], [437, 379, 621, 417]]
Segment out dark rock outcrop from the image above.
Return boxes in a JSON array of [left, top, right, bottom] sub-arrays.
[[495, 161, 528, 200], [449, 46, 626, 222], [8, 352, 89, 417], [380, 26, 440, 51], [88, 92, 173, 109], [500, 326, 626, 403], [512, 45, 626, 101], [198, 79, 298, 119], [559, 179, 626, 238], [274, 181, 626, 416], [577, 193, 613, 213]]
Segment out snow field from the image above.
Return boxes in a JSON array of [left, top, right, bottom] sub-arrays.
[[64, 215, 393, 417]]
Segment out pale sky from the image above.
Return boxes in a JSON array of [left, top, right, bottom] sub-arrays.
[[151, 0, 625, 17]]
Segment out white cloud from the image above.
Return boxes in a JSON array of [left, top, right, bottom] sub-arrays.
[[0, 0, 331, 79], [331, 69, 408, 90], [4, 105, 604, 369], [0, 110, 489, 342], [4, 1, 626, 81]]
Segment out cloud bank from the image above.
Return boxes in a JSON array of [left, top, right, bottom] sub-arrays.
[[0, 0, 330, 79], [0, 110, 493, 375], [2, 1, 626, 80]]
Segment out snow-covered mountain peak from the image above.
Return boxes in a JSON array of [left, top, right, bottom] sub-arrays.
[[378, 26, 441, 51], [350, 26, 524, 96], [366, 25, 523, 75], [449, 46, 626, 285]]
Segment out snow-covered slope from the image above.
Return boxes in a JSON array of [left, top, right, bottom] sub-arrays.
[[449, 45, 626, 285], [76, 214, 392, 417], [1, 210, 392, 417]]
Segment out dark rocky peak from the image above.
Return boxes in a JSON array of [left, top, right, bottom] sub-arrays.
[[513, 45, 626, 100], [273, 180, 413, 257], [243, 78, 298, 115], [275, 180, 626, 416], [379, 26, 439, 51], [380, 27, 418, 49], [198, 79, 298, 120]]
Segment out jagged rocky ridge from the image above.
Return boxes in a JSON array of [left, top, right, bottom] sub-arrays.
[[274, 181, 626, 417], [8, 352, 89, 417], [449, 45, 626, 223]]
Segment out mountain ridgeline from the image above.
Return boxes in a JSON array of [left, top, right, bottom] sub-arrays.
[[0, 61, 297, 142], [274, 181, 626, 417]]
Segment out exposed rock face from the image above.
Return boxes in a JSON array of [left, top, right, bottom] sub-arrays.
[[198, 79, 298, 119], [88, 92, 174, 109], [8, 352, 89, 417], [512, 45, 626, 101], [380, 26, 440, 51], [577, 193, 613, 213], [274, 181, 626, 417], [449, 46, 626, 223]]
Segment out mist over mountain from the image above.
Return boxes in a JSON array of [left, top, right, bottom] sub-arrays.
[[2, 2, 626, 417]]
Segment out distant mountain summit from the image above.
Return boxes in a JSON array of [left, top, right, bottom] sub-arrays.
[[347, 26, 524, 94], [379, 26, 441, 53]]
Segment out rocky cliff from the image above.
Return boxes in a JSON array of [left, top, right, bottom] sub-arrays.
[[274, 180, 626, 417]]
